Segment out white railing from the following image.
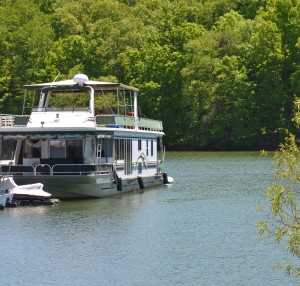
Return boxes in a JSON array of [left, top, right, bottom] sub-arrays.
[[0, 163, 112, 176], [0, 114, 14, 127]]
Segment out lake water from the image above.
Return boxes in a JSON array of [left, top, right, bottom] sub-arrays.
[[1, 152, 298, 286]]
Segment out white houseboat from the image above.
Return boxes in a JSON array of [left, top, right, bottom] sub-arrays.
[[0, 74, 169, 199]]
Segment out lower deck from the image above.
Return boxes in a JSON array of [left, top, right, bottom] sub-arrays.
[[0, 129, 164, 198]]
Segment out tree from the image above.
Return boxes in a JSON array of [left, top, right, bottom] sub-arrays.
[[0, 0, 54, 113], [44, 35, 87, 78], [259, 98, 300, 277], [256, 0, 300, 135], [181, 11, 255, 149], [0, 0, 299, 149], [115, 43, 185, 145], [33, 0, 57, 13], [246, 18, 286, 147]]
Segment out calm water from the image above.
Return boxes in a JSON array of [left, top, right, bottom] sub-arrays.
[[1, 152, 298, 286]]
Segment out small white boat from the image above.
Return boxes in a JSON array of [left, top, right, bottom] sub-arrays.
[[0, 176, 51, 201], [0, 177, 14, 208]]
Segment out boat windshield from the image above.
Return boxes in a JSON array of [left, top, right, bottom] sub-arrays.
[[48, 91, 90, 109], [24, 85, 135, 116]]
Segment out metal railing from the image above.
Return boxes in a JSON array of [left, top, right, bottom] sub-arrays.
[[0, 163, 112, 176], [0, 115, 14, 127], [96, 115, 163, 131], [0, 114, 31, 127]]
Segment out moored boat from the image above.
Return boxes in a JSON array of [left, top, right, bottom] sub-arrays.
[[0, 177, 14, 208], [0, 176, 51, 201], [0, 74, 170, 199]]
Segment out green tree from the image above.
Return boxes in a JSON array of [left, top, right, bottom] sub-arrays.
[[235, 0, 268, 19], [0, 0, 54, 113], [246, 18, 285, 146], [115, 43, 185, 145], [259, 99, 300, 277], [200, 0, 240, 28], [33, 0, 57, 13], [0, 0, 299, 149], [208, 56, 252, 148], [256, 0, 300, 134], [182, 11, 254, 148], [44, 35, 87, 78]]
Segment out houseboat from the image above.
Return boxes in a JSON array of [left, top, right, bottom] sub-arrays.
[[0, 74, 169, 199]]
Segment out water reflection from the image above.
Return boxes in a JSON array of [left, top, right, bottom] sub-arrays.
[[4, 204, 58, 217]]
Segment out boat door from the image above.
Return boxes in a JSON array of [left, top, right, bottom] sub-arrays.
[[98, 139, 113, 163], [114, 139, 132, 175], [124, 139, 132, 175]]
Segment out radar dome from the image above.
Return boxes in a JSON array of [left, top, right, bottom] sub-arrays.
[[73, 74, 89, 84]]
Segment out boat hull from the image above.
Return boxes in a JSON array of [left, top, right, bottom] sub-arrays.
[[13, 174, 163, 199], [12, 194, 51, 201], [0, 193, 13, 206]]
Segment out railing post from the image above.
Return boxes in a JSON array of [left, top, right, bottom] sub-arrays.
[[134, 91, 138, 130]]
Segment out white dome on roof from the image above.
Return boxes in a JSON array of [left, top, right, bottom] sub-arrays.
[[73, 74, 89, 84]]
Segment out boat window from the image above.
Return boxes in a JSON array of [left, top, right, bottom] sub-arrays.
[[157, 137, 162, 151], [124, 139, 132, 175], [157, 137, 163, 161], [94, 89, 134, 115], [50, 140, 66, 158], [23, 139, 42, 158], [138, 140, 142, 151], [66, 140, 82, 163], [151, 140, 154, 156], [47, 92, 90, 109], [146, 140, 149, 156], [97, 142, 102, 158], [0, 139, 17, 160], [115, 139, 132, 174], [95, 139, 112, 163], [115, 139, 125, 160]]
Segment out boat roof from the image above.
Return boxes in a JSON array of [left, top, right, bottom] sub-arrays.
[[24, 78, 139, 92]]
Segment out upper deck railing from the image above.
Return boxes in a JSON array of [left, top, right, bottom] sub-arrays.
[[96, 115, 163, 132], [31, 107, 90, 112], [0, 113, 163, 132], [0, 115, 30, 127]]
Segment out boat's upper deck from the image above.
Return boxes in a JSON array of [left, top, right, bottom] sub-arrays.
[[0, 74, 164, 135], [0, 113, 163, 133]]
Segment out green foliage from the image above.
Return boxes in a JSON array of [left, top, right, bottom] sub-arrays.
[[33, 0, 57, 13], [115, 42, 186, 144], [182, 11, 256, 148], [259, 131, 300, 277], [46, 35, 87, 77], [48, 92, 89, 108], [1, 0, 300, 149], [259, 98, 300, 278], [0, 0, 54, 113]]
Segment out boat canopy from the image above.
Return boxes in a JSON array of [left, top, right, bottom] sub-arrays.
[[24, 77, 139, 93], [0, 131, 95, 139]]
